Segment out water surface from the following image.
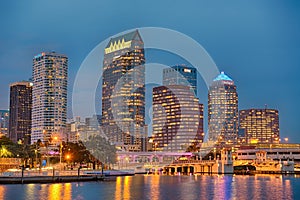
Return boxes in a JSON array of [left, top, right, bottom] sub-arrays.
[[0, 174, 299, 200]]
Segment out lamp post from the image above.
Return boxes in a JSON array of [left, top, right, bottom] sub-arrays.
[[213, 147, 216, 160], [35, 149, 38, 168], [117, 156, 120, 169], [199, 144, 202, 161], [125, 157, 129, 169], [59, 143, 63, 170], [53, 136, 63, 170], [154, 142, 158, 153], [65, 154, 71, 169]]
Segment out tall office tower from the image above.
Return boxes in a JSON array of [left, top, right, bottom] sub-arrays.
[[102, 30, 146, 152], [31, 52, 68, 144], [208, 72, 238, 145], [8, 81, 32, 144], [152, 85, 204, 152], [239, 108, 280, 144], [0, 110, 9, 137], [163, 65, 197, 96]]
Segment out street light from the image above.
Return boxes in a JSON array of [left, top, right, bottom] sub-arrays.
[[125, 157, 129, 169], [53, 136, 63, 170], [59, 143, 63, 169], [154, 142, 158, 152], [65, 154, 71, 169], [117, 156, 120, 169], [198, 144, 202, 161], [284, 138, 289, 143], [213, 148, 216, 160], [34, 149, 38, 168]]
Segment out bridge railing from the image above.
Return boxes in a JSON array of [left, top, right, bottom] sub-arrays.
[[172, 160, 216, 164]]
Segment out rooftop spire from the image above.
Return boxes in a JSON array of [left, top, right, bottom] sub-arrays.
[[213, 71, 233, 82]]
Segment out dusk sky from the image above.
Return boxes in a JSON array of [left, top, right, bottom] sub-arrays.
[[1, 1, 300, 142]]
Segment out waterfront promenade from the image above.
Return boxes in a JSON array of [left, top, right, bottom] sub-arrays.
[[0, 169, 135, 184], [0, 169, 101, 184]]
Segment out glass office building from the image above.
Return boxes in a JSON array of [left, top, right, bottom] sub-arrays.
[[101, 30, 146, 152], [152, 85, 204, 152], [9, 81, 32, 144], [163, 65, 197, 96], [208, 72, 238, 144], [0, 110, 9, 137]]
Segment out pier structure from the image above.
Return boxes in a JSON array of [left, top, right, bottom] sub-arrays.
[[115, 149, 234, 174], [234, 150, 295, 173], [164, 149, 234, 175]]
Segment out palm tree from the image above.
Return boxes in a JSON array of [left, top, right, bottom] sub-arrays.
[[0, 145, 13, 158]]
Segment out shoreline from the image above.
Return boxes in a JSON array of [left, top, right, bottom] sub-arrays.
[[0, 169, 135, 184], [1, 171, 299, 184], [0, 175, 107, 184]]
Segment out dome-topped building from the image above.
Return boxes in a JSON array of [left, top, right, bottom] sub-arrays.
[[213, 71, 233, 82], [208, 71, 238, 145]]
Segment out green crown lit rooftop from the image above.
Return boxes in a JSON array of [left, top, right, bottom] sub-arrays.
[[105, 30, 141, 48], [213, 71, 233, 81]]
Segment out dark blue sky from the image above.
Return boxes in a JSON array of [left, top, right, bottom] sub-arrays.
[[1, 1, 300, 142]]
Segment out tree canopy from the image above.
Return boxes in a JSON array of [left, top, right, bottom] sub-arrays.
[[84, 135, 117, 164]]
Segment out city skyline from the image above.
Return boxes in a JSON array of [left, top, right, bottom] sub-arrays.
[[1, 2, 300, 199], [0, 1, 300, 143]]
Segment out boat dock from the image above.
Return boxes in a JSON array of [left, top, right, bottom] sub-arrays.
[[0, 169, 134, 184]]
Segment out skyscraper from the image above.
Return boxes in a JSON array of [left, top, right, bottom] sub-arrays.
[[101, 30, 146, 152], [208, 71, 238, 144], [239, 108, 280, 144], [163, 65, 197, 96], [152, 85, 203, 152], [0, 110, 9, 137], [31, 52, 68, 144], [8, 81, 32, 144]]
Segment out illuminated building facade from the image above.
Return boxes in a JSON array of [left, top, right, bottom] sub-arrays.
[[8, 81, 32, 144], [239, 109, 280, 144], [208, 72, 238, 144], [152, 85, 204, 152], [31, 52, 68, 144], [163, 65, 197, 96], [101, 30, 146, 152], [0, 110, 9, 137]]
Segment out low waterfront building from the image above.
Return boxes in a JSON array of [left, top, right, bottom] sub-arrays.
[[234, 143, 300, 162], [238, 108, 280, 144]]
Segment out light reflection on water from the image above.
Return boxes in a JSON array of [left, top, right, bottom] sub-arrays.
[[0, 185, 6, 199], [0, 175, 298, 200]]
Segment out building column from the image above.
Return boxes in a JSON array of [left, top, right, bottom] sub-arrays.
[[159, 156, 163, 163]]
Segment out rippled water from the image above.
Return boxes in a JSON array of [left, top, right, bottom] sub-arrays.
[[0, 175, 299, 200]]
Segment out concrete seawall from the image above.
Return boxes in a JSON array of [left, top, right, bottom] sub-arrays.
[[0, 169, 135, 184], [0, 175, 107, 184]]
